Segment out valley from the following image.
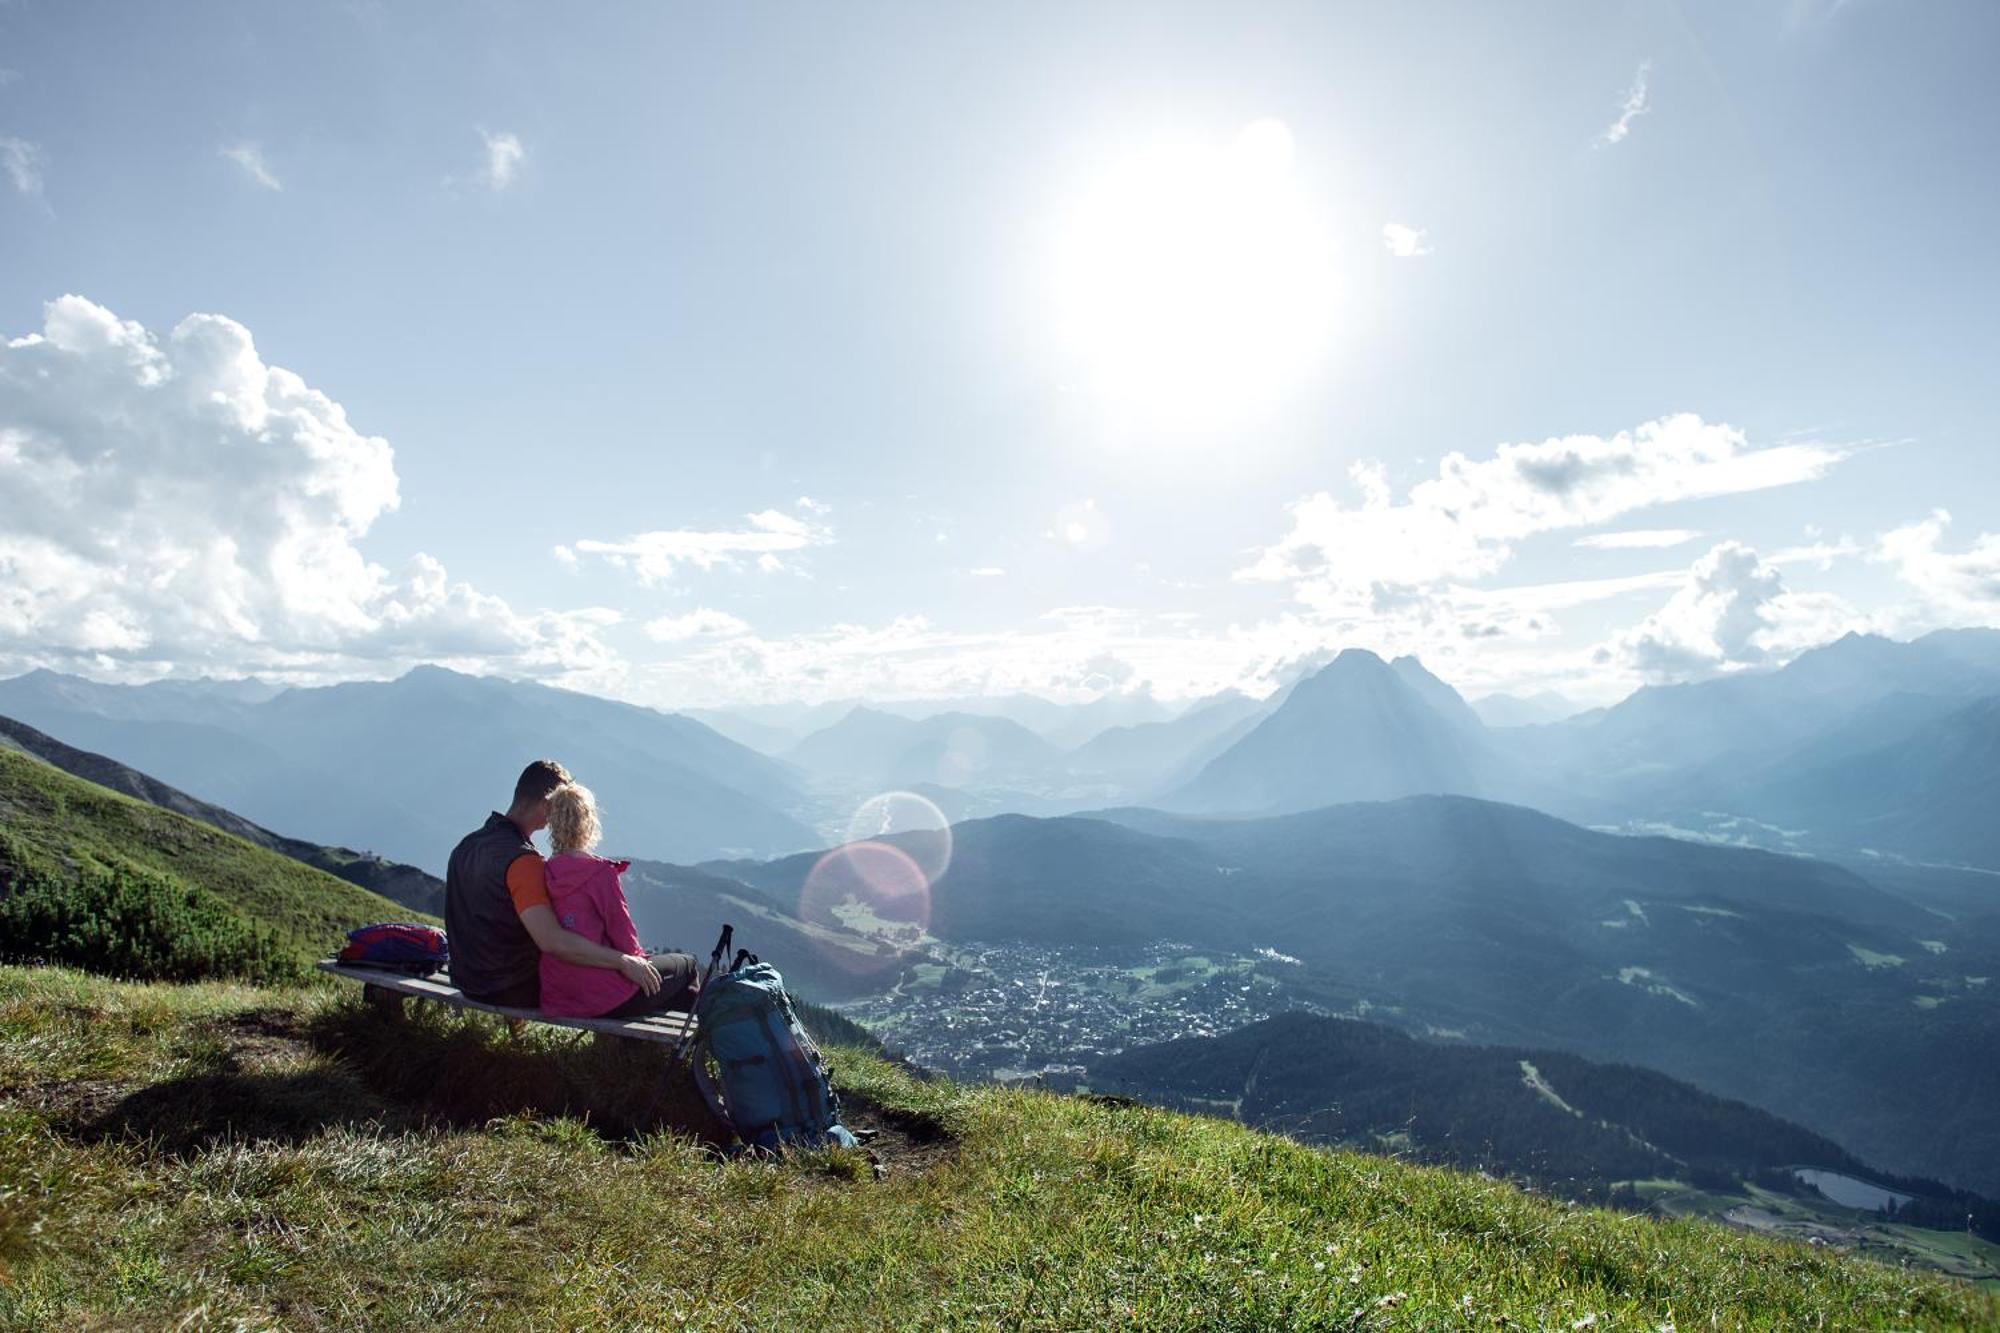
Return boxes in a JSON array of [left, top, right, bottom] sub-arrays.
[[842, 940, 1305, 1081]]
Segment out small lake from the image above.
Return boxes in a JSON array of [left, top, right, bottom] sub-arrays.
[[1795, 1168, 1914, 1211]]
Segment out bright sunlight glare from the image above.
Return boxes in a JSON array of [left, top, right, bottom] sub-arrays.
[[1055, 119, 1339, 431]]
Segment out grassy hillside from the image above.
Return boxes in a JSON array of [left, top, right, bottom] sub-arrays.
[[0, 712, 445, 915], [0, 749, 421, 977], [2, 966, 1994, 1330]]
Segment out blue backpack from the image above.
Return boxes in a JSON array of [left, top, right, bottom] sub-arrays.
[[693, 949, 857, 1152]]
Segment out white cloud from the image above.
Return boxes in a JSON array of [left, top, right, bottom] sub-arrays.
[[1, 135, 43, 195], [1574, 528, 1704, 550], [1600, 541, 1864, 682], [1597, 62, 1651, 147], [1382, 223, 1432, 258], [644, 608, 752, 642], [0, 296, 616, 681], [220, 143, 282, 191], [1876, 510, 2000, 625], [1243, 414, 1847, 615], [479, 130, 525, 190], [967, 567, 1005, 578], [1607, 542, 1782, 679], [621, 607, 1317, 709], [796, 495, 831, 516], [574, 508, 831, 584]]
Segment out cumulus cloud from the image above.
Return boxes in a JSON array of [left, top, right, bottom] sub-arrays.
[[1599, 541, 1864, 682], [1574, 528, 1704, 550], [574, 504, 831, 585], [478, 130, 524, 190], [220, 143, 282, 191], [1382, 223, 1432, 258], [1, 135, 43, 195], [1598, 62, 1651, 147], [644, 608, 752, 643], [1876, 510, 2000, 624], [1606, 542, 1783, 679], [1243, 414, 1847, 617], [0, 296, 615, 681]]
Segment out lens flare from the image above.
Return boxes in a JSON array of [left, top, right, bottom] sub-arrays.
[[799, 840, 932, 974], [844, 789, 953, 887]]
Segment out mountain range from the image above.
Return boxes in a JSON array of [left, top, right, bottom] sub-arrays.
[[784, 706, 1065, 791], [0, 666, 815, 870]]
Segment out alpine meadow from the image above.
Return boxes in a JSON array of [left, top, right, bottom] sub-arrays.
[[3, 2, 2000, 1328]]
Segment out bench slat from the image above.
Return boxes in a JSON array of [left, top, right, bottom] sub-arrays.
[[317, 960, 695, 1044]]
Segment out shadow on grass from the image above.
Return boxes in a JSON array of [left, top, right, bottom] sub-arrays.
[[303, 998, 731, 1146], [78, 1065, 393, 1157]]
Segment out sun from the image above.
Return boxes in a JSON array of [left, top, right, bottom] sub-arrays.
[[1054, 119, 1339, 430]]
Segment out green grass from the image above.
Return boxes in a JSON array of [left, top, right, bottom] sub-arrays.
[[1, 966, 1993, 1330], [0, 749, 421, 971]]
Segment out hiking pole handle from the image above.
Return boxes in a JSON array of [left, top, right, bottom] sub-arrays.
[[704, 924, 735, 986]]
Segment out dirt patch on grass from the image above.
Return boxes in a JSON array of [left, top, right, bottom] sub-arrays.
[[840, 1092, 959, 1180], [0, 1076, 128, 1126]]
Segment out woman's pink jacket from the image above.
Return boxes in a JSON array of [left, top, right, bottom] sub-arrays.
[[538, 851, 643, 1018]]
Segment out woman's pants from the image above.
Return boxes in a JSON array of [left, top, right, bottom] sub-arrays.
[[601, 951, 700, 1018]]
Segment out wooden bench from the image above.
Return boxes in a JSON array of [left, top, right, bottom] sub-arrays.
[[316, 959, 697, 1047]]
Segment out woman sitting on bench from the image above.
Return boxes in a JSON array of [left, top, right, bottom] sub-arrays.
[[539, 781, 699, 1019]]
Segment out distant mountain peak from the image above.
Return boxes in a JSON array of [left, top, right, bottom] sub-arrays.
[[1170, 643, 1494, 814]]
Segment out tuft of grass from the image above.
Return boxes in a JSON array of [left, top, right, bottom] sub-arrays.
[[1, 965, 1995, 1330]]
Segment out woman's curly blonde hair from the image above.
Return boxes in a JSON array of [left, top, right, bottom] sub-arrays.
[[546, 781, 601, 855]]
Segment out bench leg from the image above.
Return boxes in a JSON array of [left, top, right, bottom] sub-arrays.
[[362, 984, 407, 1020]]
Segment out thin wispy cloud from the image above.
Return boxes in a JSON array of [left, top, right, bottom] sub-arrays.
[[1597, 62, 1651, 147], [1382, 223, 1432, 258], [1575, 528, 1704, 551], [220, 143, 282, 191], [0, 68, 20, 88], [645, 608, 753, 642], [575, 503, 833, 584], [0, 135, 44, 195]]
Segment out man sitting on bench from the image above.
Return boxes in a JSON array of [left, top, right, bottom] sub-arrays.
[[443, 758, 672, 1011]]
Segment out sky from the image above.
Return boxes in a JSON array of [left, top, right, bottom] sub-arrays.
[[3, 0, 1999, 711]]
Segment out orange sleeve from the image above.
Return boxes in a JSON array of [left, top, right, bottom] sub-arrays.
[[506, 852, 550, 915]]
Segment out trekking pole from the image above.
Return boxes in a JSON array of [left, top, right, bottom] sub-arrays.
[[673, 923, 734, 1071]]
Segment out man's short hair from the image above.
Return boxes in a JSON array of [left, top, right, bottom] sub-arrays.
[[513, 759, 571, 806]]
